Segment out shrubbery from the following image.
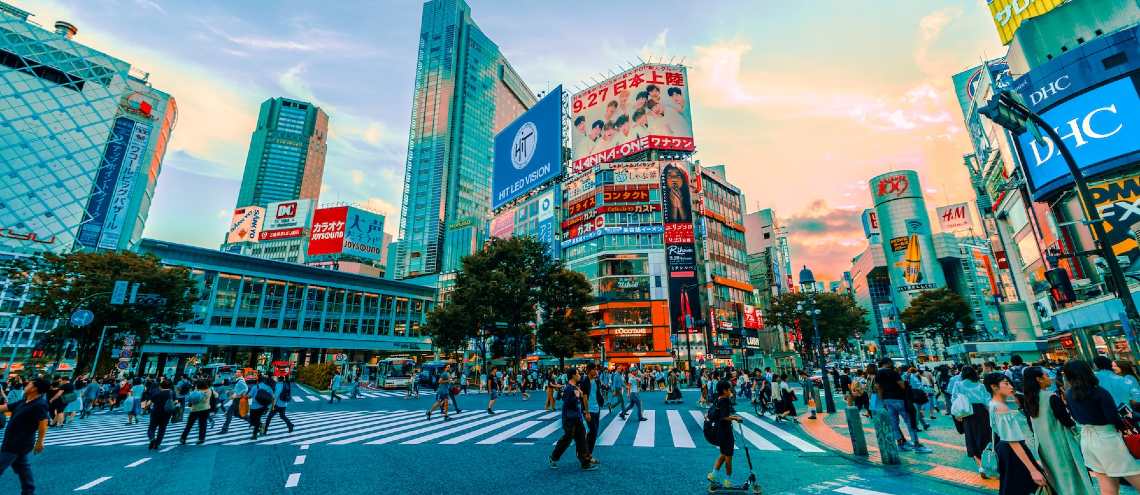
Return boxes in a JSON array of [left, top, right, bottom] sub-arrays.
[[297, 362, 337, 390]]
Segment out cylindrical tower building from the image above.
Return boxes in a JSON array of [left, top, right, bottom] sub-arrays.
[[870, 170, 946, 310]]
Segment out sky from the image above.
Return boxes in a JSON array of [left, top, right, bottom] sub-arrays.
[[16, 0, 1005, 280]]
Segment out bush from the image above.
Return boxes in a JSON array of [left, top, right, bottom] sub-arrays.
[[297, 362, 337, 390]]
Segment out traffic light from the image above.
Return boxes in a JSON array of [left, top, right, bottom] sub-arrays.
[[1045, 267, 1076, 304], [31, 348, 45, 359], [977, 92, 1028, 134]]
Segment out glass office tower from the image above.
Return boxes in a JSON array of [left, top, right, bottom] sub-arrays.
[[394, 0, 534, 279], [0, 3, 176, 255], [235, 97, 329, 209]]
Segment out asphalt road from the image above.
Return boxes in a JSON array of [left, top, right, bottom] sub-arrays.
[[9, 388, 989, 495]]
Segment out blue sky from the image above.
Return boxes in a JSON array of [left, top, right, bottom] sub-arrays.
[[19, 0, 1005, 278]]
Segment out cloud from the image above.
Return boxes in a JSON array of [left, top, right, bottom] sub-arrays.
[[350, 169, 365, 185], [781, 200, 868, 280]]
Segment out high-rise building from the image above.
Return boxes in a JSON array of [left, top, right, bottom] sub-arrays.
[[235, 97, 328, 209], [394, 0, 535, 279], [0, 3, 176, 255]]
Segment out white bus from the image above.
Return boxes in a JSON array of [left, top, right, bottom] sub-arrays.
[[377, 357, 416, 389]]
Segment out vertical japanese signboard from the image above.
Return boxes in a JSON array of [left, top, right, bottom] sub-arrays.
[[97, 120, 151, 250], [77, 118, 135, 248], [661, 161, 699, 334]]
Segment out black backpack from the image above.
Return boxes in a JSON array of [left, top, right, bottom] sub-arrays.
[[702, 403, 720, 446], [280, 383, 292, 402], [1010, 366, 1025, 390], [254, 385, 273, 406]]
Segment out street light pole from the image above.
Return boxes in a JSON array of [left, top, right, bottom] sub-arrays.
[[798, 265, 836, 414], [90, 325, 116, 376]]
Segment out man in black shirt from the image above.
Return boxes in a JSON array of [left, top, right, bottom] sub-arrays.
[[0, 378, 51, 494], [874, 358, 930, 453], [548, 369, 596, 470]]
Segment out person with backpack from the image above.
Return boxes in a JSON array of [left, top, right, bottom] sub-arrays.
[[147, 380, 175, 450], [328, 368, 344, 403], [547, 368, 597, 471], [580, 364, 604, 461], [248, 376, 275, 439], [706, 379, 743, 489], [178, 380, 213, 445], [219, 375, 249, 434], [263, 376, 294, 434]]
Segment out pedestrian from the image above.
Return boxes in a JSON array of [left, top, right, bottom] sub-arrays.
[[219, 374, 249, 434], [1021, 366, 1095, 494], [178, 380, 214, 445], [460, 370, 468, 395], [984, 372, 1045, 494], [799, 370, 817, 419], [773, 374, 798, 423], [0, 378, 50, 495], [264, 375, 295, 434], [427, 366, 452, 421], [580, 364, 603, 462], [329, 368, 344, 403], [80, 378, 99, 419], [665, 368, 683, 404], [619, 367, 647, 422], [126, 377, 146, 425], [1093, 356, 1140, 409], [951, 365, 992, 477], [147, 380, 175, 450], [544, 371, 557, 411], [547, 368, 596, 471], [608, 367, 627, 413], [518, 369, 530, 400], [447, 369, 462, 414], [850, 370, 870, 416], [247, 376, 275, 440], [59, 377, 80, 425], [698, 370, 709, 408], [874, 358, 931, 453], [1064, 359, 1140, 494], [706, 379, 743, 489], [349, 373, 361, 399], [487, 367, 499, 415]]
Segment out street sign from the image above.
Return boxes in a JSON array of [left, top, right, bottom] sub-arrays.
[[123, 335, 136, 346], [334, 353, 347, 363], [119, 349, 132, 358], [128, 283, 141, 304], [69, 309, 94, 327], [111, 280, 129, 305], [116, 361, 128, 370], [133, 293, 167, 306]]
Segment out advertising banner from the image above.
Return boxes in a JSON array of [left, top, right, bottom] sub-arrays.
[[264, 199, 313, 231], [77, 117, 135, 248], [861, 209, 879, 238], [660, 161, 699, 334], [936, 202, 973, 232], [1089, 173, 1140, 265], [987, 0, 1064, 45], [609, 162, 660, 185], [870, 170, 946, 308], [1016, 76, 1140, 198], [307, 206, 348, 256], [98, 120, 152, 250], [490, 205, 516, 240], [601, 185, 652, 203], [226, 206, 265, 244], [742, 305, 764, 330], [492, 86, 563, 210], [536, 189, 558, 258], [563, 172, 596, 201], [342, 207, 385, 261], [571, 64, 694, 174]]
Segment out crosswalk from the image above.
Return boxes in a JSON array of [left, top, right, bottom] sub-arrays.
[[26, 407, 824, 452]]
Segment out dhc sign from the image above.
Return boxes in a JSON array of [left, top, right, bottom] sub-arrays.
[[1018, 77, 1140, 196]]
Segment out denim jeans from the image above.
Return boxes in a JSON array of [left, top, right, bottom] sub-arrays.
[[621, 391, 644, 419], [0, 451, 34, 495], [881, 398, 921, 446]]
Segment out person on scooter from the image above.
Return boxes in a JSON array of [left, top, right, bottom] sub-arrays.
[[707, 379, 743, 489]]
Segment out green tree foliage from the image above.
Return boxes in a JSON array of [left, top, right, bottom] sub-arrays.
[[10, 251, 197, 375], [536, 268, 594, 369], [899, 288, 975, 344], [768, 291, 868, 358], [296, 362, 338, 390], [421, 302, 472, 356]]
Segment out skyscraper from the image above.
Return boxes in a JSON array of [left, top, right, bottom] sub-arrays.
[[0, 3, 176, 255], [394, 0, 535, 279], [235, 97, 328, 209]]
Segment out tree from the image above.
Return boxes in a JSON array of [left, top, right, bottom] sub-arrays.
[[422, 302, 472, 356], [767, 291, 868, 361], [900, 288, 975, 345], [11, 251, 198, 375], [536, 268, 594, 369]]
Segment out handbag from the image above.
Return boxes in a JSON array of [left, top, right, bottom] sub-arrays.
[[981, 432, 1000, 479], [1121, 414, 1140, 459], [951, 393, 973, 419], [238, 396, 250, 418]]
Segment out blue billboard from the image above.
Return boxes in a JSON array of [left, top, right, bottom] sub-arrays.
[[1016, 76, 1140, 198], [77, 117, 135, 248], [342, 207, 385, 261], [492, 86, 563, 210]]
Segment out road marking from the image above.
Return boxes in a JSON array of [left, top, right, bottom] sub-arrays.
[[160, 445, 176, 452], [214, 411, 365, 445], [633, 410, 656, 447], [74, 476, 112, 491], [666, 410, 695, 448], [306, 396, 319, 402], [294, 455, 306, 465], [384, 410, 526, 445], [239, 411, 401, 445], [282, 410, 429, 446], [285, 473, 301, 488], [525, 413, 566, 439], [835, 487, 893, 495], [300, 444, 309, 450], [329, 410, 483, 445], [597, 411, 628, 446], [292, 397, 304, 403], [738, 412, 824, 452], [125, 457, 151, 468], [739, 424, 780, 451], [477, 420, 541, 445], [436, 410, 545, 444]]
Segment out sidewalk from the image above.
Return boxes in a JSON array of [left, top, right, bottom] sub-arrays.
[[797, 405, 997, 492]]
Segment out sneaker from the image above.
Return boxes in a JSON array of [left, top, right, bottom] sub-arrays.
[[582, 463, 599, 471], [638, 417, 648, 421], [548, 457, 558, 469], [707, 472, 718, 484], [913, 444, 932, 454], [722, 479, 734, 489], [590, 457, 600, 465], [426, 411, 431, 420], [897, 443, 914, 451]]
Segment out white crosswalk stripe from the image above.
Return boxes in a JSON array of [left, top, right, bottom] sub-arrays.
[[24, 407, 823, 451]]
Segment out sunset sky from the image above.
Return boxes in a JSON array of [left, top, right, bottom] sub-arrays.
[[19, 0, 1006, 279]]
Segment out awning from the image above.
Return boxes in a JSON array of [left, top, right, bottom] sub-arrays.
[[638, 357, 675, 365]]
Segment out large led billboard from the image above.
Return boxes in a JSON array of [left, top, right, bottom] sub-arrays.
[[660, 161, 699, 335], [260, 199, 313, 241], [492, 86, 563, 210], [570, 64, 694, 174]]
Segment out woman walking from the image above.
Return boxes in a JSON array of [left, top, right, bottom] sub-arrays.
[[1064, 360, 1140, 495], [179, 380, 214, 445], [953, 366, 992, 477], [127, 378, 146, 425], [147, 380, 174, 450], [1021, 366, 1095, 495], [985, 373, 1045, 495], [486, 367, 499, 415], [698, 370, 709, 408], [544, 371, 557, 411], [774, 374, 798, 423]]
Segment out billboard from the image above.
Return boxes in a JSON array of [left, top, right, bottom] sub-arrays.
[[260, 199, 313, 241], [609, 162, 660, 185], [1089, 173, 1140, 266], [492, 86, 563, 210], [935, 202, 973, 232], [342, 207, 385, 261], [307, 206, 347, 256], [77, 117, 134, 248], [98, 120, 151, 250], [227, 206, 265, 244], [660, 161, 699, 334], [987, 0, 1064, 45], [870, 170, 945, 308], [571, 64, 695, 174], [1015, 76, 1140, 198], [742, 305, 764, 330], [861, 209, 879, 238]]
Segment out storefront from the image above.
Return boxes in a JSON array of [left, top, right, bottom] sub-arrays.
[[1050, 293, 1138, 362]]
